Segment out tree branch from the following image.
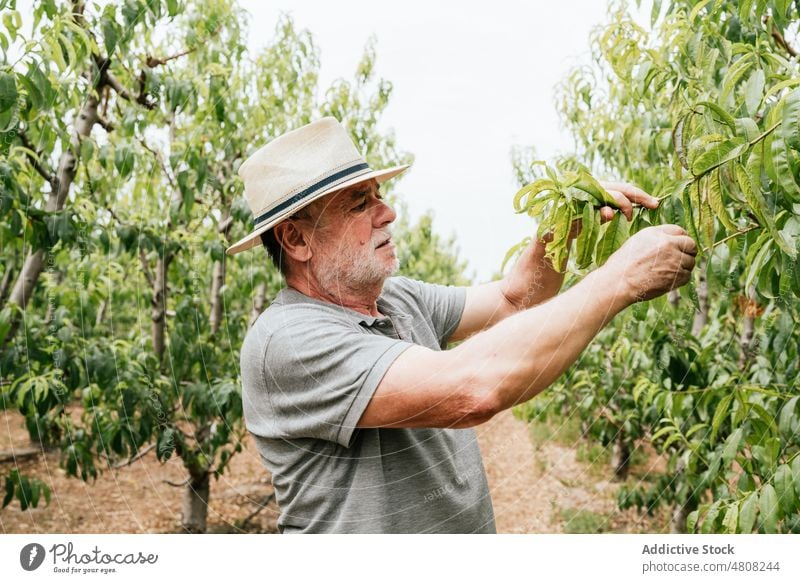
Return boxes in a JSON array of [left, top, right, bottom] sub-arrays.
[[112, 443, 156, 469], [139, 248, 155, 288], [771, 24, 798, 57], [17, 127, 56, 186], [137, 136, 177, 190], [146, 47, 196, 68], [94, 55, 156, 110]]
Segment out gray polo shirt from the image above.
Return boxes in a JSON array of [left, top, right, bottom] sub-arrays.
[[240, 275, 496, 533]]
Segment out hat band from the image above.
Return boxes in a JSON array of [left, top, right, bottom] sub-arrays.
[[253, 162, 370, 226]]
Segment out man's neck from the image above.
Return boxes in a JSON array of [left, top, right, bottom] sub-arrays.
[[285, 273, 384, 318]]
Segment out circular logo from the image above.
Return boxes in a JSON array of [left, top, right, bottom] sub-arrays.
[[19, 543, 46, 571]]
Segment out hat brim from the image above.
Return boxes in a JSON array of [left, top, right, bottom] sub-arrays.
[[226, 164, 410, 255]]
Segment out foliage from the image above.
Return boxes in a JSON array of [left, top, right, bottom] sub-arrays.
[[512, 0, 800, 533], [0, 0, 468, 531]]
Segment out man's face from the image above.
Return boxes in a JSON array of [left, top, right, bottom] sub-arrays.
[[300, 179, 398, 291]]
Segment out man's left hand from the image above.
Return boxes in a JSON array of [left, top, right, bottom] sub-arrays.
[[557, 180, 660, 242]]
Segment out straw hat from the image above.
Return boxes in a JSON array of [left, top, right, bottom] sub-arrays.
[[226, 117, 410, 255]]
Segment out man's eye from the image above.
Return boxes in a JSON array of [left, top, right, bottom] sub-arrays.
[[354, 200, 367, 211]]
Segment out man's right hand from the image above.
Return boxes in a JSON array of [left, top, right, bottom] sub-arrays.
[[604, 224, 699, 303]]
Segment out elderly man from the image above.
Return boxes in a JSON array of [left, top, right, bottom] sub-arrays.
[[228, 117, 697, 533]]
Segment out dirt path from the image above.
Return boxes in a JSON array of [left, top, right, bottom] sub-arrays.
[[1, 408, 662, 533], [475, 409, 665, 533]]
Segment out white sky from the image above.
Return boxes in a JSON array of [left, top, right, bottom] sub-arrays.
[[237, 1, 653, 282]]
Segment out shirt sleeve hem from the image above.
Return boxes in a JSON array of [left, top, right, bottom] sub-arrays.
[[336, 340, 415, 448]]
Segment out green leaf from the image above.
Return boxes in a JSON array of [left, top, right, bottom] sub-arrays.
[[758, 484, 779, 533], [701, 499, 722, 533], [707, 169, 736, 232], [576, 203, 599, 269], [513, 178, 556, 213], [595, 213, 629, 266], [689, 0, 715, 22], [778, 396, 799, 438], [736, 161, 774, 232], [102, 19, 117, 56], [739, 491, 759, 533], [743, 69, 765, 117], [692, 138, 746, 176], [770, 135, 800, 204], [773, 464, 795, 516], [792, 456, 800, 500], [735, 117, 760, 142], [696, 101, 736, 130], [710, 392, 733, 443], [573, 170, 619, 207], [780, 87, 800, 150], [0, 73, 17, 113], [722, 503, 739, 533], [722, 426, 744, 464]]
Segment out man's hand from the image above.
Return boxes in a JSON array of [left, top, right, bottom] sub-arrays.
[[542, 181, 661, 244], [603, 224, 698, 303], [595, 181, 660, 223]]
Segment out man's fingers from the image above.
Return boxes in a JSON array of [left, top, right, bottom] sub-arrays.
[[680, 253, 696, 271], [599, 206, 615, 223], [676, 235, 698, 256], [605, 190, 633, 220], [601, 181, 660, 209], [657, 224, 689, 237]]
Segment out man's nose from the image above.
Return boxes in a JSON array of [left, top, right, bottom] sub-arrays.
[[373, 198, 396, 226]]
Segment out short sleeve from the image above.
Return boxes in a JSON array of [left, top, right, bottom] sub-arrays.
[[256, 314, 413, 448], [403, 278, 466, 347]]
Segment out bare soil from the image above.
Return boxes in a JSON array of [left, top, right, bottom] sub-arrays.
[[1, 407, 666, 533]]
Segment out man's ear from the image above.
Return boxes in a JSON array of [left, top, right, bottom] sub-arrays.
[[273, 220, 313, 263]]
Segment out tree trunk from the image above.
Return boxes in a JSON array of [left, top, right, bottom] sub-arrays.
[[739, 315, 756, 370], [2, 92, 100, 346], [611, 436, 631, 481], [0, 266, 13, 305], [151, 254, 169, 363], [182, 469, 210, 533], [209, 258, 226, 336], [249, 282, 267, 327], [691, 259, 708, 336], [670, 499, 697, 533], [95, 299, 107, 326], [667, 289, 680, 307]]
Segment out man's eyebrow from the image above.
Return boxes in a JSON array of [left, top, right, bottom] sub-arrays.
[[346, 186, 376, 201]]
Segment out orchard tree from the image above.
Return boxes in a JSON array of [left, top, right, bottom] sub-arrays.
[[510, 0, 800, 533], [1, 1, 470, 532]]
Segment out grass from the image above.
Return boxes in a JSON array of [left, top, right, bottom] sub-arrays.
[[559, 507, 613, 533]]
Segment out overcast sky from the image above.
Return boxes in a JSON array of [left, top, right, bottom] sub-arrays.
[[240, 1, 650, 281]]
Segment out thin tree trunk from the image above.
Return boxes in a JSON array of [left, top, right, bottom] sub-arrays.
[[739, 315, 756, 370], [611, 436, 631, 481], [667, 289, 680, 307], [151, 254, 168, 363], [0, 266, 13, 305], [209, 258, 226, 336], [670, 499, 696, 533], [2, 92, 100, 346], [181, 469, 210, 533], [249, 282, 267, 327], [43, 271, 63, 326], [209, 212, 232, 337], [95, 299, 107, 326], [691, 258, 708, 336]]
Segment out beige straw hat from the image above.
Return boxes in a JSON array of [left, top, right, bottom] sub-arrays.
[[226, 117, 410, 255]]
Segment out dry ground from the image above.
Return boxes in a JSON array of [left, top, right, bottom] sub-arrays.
[[1, 407, 667, 533]]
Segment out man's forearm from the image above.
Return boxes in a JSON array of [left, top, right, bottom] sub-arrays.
[[451, 265, 632, 413], [501, 237, 566, 310]]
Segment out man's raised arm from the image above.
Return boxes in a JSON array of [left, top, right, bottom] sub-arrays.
[[357, 225, 697, 430]]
